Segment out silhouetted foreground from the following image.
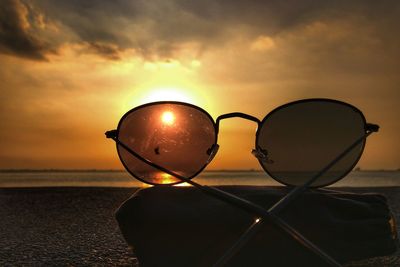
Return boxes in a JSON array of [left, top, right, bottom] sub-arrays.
[[0, 187, 138, 266], [0, 187, 399, 266], [116, 186, 398, 266]]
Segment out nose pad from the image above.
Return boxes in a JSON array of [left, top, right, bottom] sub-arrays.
[[206, 144, 220, 164], [251, 147, 274, 164]]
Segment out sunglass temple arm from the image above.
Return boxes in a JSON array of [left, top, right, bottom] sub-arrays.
[[105, 129, 341, 267], [214, 123, 379, 266]]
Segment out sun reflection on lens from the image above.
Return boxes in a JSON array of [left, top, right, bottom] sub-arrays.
[[154, 172, 177, 184], [161, 111, 175, 125], [152, 172, 191, 186]]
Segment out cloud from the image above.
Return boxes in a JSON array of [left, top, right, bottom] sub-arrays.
[[250, 36, 275, 51], [44, 1, 400, 57], [1, 0, 400, 61], [0, 0, 55, 60], [33, 0, 311, 58], [85, 42, 122, 60]]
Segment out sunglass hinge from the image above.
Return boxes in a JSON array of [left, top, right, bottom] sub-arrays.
[[105, 129, 117, 139], [251, 147, 274, 164], [366, 123, 379, 133], [206, 144, 219, 163]]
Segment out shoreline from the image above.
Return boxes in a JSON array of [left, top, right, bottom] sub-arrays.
[[1, 169, 399, 172]]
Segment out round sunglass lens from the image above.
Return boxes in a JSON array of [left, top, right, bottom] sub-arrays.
[[117, 103, 216, 185], [257, 100, 366, 187]]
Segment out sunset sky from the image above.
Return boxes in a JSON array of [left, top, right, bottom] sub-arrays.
[[0, 0, 399, 170]]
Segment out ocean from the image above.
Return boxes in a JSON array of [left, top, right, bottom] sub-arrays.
[[0, 170, 399, 188]]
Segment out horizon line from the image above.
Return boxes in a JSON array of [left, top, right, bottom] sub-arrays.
[[0, 168, 399, 173]]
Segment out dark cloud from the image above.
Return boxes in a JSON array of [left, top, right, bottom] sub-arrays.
[[33, 0, 310, 55], [85, 41, 122, 60], [1, 0, 400, 60], [37, 0, 400, 57], [0, 0, 53, 60]]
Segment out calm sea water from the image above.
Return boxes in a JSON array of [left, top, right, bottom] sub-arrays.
[[0, 170, 399, 188]]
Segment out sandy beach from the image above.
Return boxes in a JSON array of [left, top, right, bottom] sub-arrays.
[[0, 186, 399, 266]]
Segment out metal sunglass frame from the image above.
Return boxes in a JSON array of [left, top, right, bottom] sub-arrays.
[[106, 98, 379, 267]]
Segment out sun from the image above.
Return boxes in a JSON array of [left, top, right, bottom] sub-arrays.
[[161, 111, 175, 125]]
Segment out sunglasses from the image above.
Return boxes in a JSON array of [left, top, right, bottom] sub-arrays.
[[106, 98, 379, 266], [106, 98, 378, 187]]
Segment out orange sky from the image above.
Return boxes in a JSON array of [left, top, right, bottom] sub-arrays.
[[0, 0, 399, 170]]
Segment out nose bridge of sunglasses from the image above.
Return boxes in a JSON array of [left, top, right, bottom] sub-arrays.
[[216, 112, 261, 133], [214, 113, 265, 167]]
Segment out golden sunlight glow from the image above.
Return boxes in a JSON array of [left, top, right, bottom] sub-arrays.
[[174, 182, 192, 187], [141, 183, 153, 188], [161, 111, 175, 125], [120, 59, 215, 115], [141, 88, 193, 103]]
